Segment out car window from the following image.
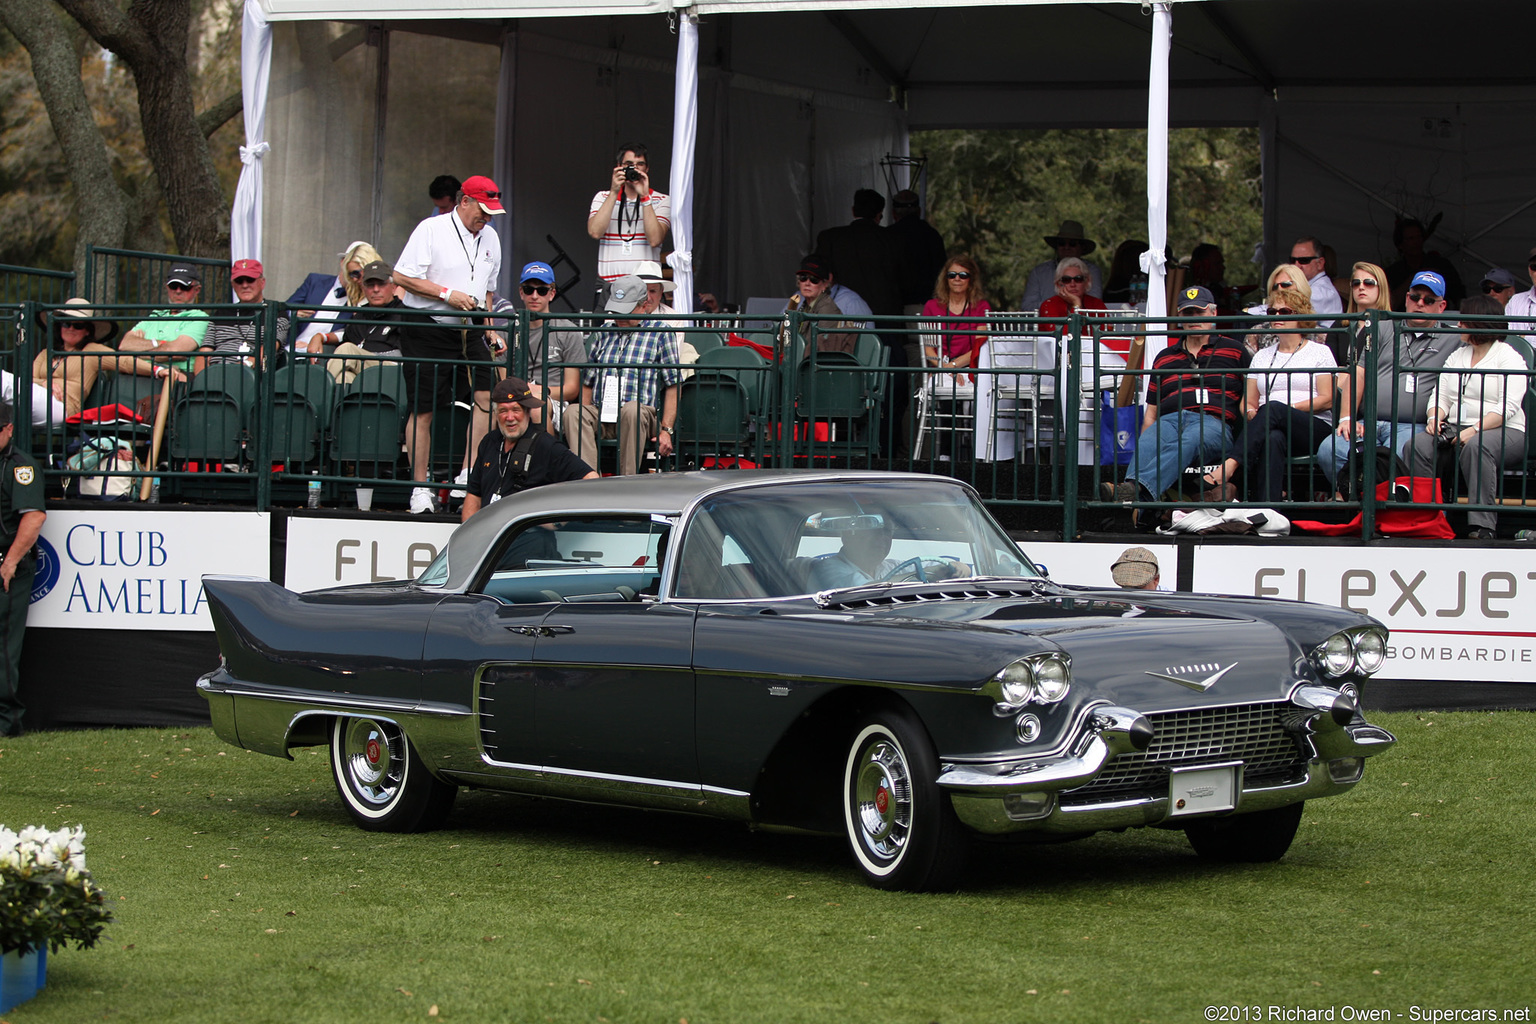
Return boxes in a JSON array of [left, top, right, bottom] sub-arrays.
[[477, 516, 668, 604], [676, 479, 1039, 599]]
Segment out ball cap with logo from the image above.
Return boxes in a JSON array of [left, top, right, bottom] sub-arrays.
[[1409, 270, 1446, 297], [492, 376, 544, 409], [605, 275, 647, 315], [165, 264, 201, 287], [360, 260, 393, 283], [230, 258, 263, 280], [520, 261, 555, 285], [461, 175, 504, 215], [1177, 284, 1216, 312]]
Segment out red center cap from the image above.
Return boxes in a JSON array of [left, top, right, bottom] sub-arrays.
[[366, 738, 381, 765], [875, 786, 889, 815]]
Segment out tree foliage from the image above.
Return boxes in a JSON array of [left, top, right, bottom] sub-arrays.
[[912, 127, 1263, 308], [0, 0, 244, 274]]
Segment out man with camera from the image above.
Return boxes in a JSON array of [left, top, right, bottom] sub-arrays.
[[587, 143, 671, 281], [392, 174, 505, 514]]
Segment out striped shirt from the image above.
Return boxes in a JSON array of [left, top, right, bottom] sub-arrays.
[[1147, 334, 1251, 424], [589, 190, 671, 280]]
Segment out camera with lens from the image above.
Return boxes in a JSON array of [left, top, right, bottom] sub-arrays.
[[1435, 420, 1460, 448], [622, 166, 643, 183]]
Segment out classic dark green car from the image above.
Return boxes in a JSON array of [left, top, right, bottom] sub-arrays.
[[198, 470, 1395, 890]]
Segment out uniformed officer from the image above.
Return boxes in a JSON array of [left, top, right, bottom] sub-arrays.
[[460, 377, 597, 522], [0, 401, 46, 737]]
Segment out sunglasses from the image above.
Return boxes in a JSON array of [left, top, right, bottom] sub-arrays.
[[1349, 278, 1378, 289], [1483, 282, 1511, 293], [1276, 280, 1295, 289], [796, 273, 824, 284], [166, 282, 196, 292], [520, 283, 551, 296], [232, 277, 259, 287], [1058, 275, 1086, 284], [1266, 306, 1295, 317], [1406, 291, 1441, 304], [947, 270, 971, 280], [1291, 254, 1322, 265], [470, 189, 501, 199], [346, 270, 362, 280], [1528, 261, 1536, 271]]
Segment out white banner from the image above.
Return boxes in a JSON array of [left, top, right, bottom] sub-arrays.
[[29, 511, 270, 631], [1192, 546, 1536, 684], [284, 516, 456, 592]]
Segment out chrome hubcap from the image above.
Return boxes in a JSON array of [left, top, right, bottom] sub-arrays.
[[854, 739, 911, 861], [342, 718, 404, 806]]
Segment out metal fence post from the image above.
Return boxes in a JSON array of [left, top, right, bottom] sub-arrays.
[[1061, 311, 1083, 539], [253, 302, 275, 509], [1359, 311, 1378, 539]]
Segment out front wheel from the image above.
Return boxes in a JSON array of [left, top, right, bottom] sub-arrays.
[[330, 716, 456, 832], [842, 707, 968, 891], [1184, 801, 1304, 863]]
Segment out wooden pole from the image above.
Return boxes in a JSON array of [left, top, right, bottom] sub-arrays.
[[139, 371, 174, 501]]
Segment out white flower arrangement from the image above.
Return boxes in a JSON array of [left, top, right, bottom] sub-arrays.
[[0, 825, 112, 956]]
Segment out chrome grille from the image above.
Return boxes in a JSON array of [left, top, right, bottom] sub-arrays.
[[1061, 702, 1306, 806]]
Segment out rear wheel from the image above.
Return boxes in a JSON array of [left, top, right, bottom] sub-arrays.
[[330, 717, 456, 832], [842, 707, 968, 891], [1184, 801, 1304, 862]]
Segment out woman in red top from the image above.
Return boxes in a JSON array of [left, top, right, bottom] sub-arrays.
[[920, 254, 991, 371], [1037, 257, 1108, 319]]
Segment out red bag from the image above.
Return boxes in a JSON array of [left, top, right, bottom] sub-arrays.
[[1292, 476, 1455, 539], [65, 403, 144, 426], [725, 333, 777, 361]]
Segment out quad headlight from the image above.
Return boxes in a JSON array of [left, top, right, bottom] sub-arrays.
[[1313, 626, 1390, 678], [989, 653, 1072, 710]]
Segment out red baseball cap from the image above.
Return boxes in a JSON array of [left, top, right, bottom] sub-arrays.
[[461, 175, 504, 215], [230, 258, 263, 279]]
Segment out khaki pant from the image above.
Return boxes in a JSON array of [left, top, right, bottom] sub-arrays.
[[564, 402, 657, 475]]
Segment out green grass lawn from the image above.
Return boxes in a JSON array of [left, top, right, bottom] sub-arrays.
[[2, 711, 1532, 1024]]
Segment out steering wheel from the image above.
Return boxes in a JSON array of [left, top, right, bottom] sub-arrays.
[[878, 556, 927, 583]]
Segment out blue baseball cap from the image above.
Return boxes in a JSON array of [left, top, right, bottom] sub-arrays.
[[1409, 270, 1446, 297], [520, 261, 555, 285]]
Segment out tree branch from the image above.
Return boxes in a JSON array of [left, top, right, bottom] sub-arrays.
[[52, 0, 153, 68], [198, 89, 243, 138]]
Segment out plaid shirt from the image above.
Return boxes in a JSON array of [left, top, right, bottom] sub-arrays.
[[583, 319, 682, 411]]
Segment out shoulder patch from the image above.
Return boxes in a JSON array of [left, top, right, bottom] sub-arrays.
[[14, 466, 34, 486]]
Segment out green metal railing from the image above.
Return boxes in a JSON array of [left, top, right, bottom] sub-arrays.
[[8, 297, 1532, 535], [83, 246, 233, 307]]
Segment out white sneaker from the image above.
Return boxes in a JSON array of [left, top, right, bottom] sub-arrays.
[[409, 487, 436, 514], [449, 468, 469, 499]]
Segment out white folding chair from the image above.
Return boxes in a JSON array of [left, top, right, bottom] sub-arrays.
[[976, 315, 1057, 462], [913, 324, 976, 459]]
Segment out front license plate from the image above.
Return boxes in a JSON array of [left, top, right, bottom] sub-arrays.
[[1168, 763, 1238, 817]]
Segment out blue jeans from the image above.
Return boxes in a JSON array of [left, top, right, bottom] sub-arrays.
[[1314, 421, 1426, 486], [1128, 411, 1236, 499]]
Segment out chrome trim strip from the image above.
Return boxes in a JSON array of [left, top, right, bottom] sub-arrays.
[[203, 683, 471, 718], [476, 752, 703, 795]]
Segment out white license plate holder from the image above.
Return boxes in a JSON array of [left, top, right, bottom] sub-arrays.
[[1168, 762, 1239, 817]]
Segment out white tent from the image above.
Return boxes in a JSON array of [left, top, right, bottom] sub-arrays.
[[235, 0, 1536, 314]]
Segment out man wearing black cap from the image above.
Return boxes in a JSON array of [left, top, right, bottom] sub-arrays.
[[0, 402, 45, 737], [1480, 267, 1519, 310], [1102, 285, 1249, 525], [461, 378, 596, 522], [315, 260, 414, 386], [119, 264, 209, 374], [785, 255, 856, 356]]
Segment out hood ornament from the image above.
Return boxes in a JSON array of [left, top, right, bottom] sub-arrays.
[[1146, 662, 1237, 692]]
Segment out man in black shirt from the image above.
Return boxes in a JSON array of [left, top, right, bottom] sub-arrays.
[[0, 401, 46, 737], [461, 377, 597, 521]]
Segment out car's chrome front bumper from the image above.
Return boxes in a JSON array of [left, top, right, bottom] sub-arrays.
[[938, 693, 1396, 836]]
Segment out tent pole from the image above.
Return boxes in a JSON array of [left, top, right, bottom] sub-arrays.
[[667, 9, 699, 315], [1260, 91, 1279, 275], [230, 0, 272, 261], [494, 28, 518, 300], [1143, 3, 1171, 327]]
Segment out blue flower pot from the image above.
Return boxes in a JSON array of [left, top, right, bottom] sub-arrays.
[[0, 946, 48, 1013]]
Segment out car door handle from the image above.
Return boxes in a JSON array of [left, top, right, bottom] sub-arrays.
[[505, 625, 575, 637]]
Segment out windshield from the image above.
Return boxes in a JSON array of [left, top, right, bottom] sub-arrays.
[[674, 479, 1039, 600]]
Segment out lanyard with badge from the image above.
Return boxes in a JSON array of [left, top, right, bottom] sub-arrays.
[[489, 431, 538, 504]]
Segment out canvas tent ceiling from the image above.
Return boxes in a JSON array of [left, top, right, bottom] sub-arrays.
[[245, 0, 1536, 310]]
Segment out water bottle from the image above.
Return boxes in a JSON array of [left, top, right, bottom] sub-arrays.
[[306, 473, 321, 509], [149, 477, 160, 504]]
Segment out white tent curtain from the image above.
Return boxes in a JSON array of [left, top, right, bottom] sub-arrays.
[[231, 0, 273, 261], [1141, 2, 1170, 325], [666, 12, 699, 314]]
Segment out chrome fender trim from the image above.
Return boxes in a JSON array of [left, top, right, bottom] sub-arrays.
[[936, 705, 1152, 794]]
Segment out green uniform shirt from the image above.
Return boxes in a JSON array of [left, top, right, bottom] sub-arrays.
[[0, 445, 44, 564]]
